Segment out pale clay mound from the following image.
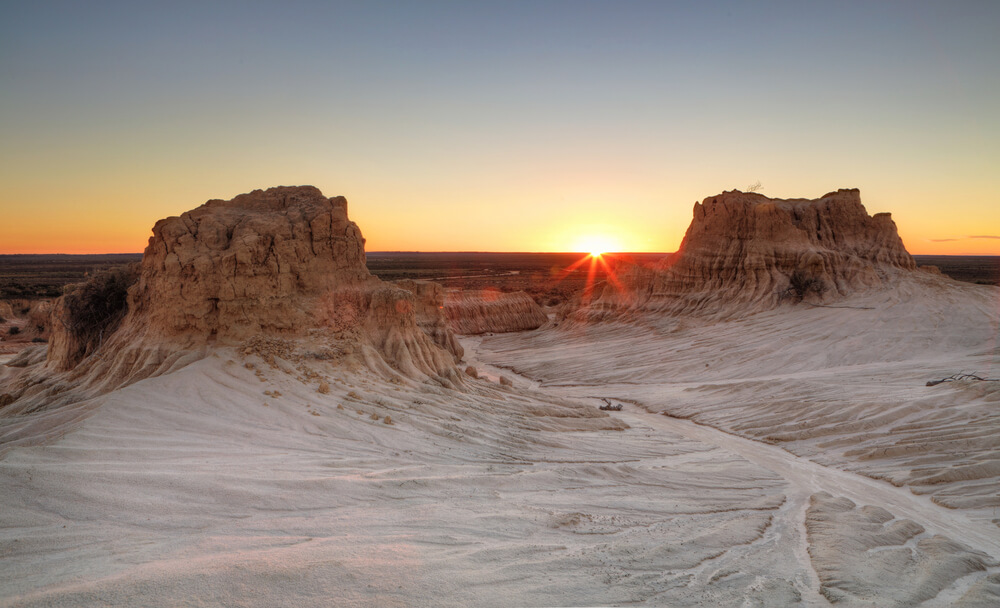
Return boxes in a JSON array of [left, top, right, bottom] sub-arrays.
[[443, 289, 549, 335], [2, 353, 803, 608], [591, 189, 917, 318], [3, 186, 1000, 606], [4, 332, 997, 606]]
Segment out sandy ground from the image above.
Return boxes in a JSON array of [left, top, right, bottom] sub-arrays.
[[1, 353, 794, 607], [2, 274, 999, 606], [474, 274, 1000, 605]]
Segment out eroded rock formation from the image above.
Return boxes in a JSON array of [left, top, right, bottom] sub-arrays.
[[0, 299, 53, 349], [95, 186, 457, 371], [393, 279, 464, 360], [595, 189, 916, 316], [127, 186, 369, 342], [443, 289, 549, 335], [7, 187, 463, 416]]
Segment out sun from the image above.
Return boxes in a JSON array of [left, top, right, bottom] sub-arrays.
[[573, 235, 621, 257], [553, 233, 628, 308]]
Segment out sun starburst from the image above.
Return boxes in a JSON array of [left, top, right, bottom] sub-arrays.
[[551, 234, 629, 309], [574, 235, 620, 258]]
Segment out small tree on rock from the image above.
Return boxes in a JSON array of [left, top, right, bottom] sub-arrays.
[[783, 270, 825, 302]]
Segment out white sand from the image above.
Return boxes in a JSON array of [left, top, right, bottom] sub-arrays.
[[2, 274, 999, 606], [481, 274, 1000, 511]]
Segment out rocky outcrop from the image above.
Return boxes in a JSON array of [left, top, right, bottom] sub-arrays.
[[25, 300, 52, 339], [0, 299, 52, 336], [127, 185, 370, 342], [0, 299, 52, 357], [594, 189, 916, 317], [6, 187, 464, 416], [443, 289, 549, 335], [393, 279, 464, 360]]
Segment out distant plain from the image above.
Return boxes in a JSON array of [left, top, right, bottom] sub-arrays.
[[1, 253, 997, 303]]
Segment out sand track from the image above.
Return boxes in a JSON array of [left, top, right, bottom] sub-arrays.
[[612, 405, 1000, 559]]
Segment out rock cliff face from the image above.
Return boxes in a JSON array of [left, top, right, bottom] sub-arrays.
[[36, 186, 461, 394], [444, 290, 549, 335], [129, 186, 370, 341], [595, 189, 916, 316]]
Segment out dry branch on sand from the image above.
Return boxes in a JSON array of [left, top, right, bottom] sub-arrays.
[[778, 270, 826, 303], [926, 372, 1000, 387], [599, 398, 623, 411]]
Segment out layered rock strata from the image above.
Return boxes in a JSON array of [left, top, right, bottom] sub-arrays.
[[595, 189, 916, 316], [393, 279, 464, 359], [443, 289, 549, 335]]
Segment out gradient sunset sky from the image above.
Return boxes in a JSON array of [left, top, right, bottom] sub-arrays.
[[1, 1, 998, 254]]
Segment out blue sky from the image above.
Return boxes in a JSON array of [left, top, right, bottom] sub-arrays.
[[2, 1, 998, 252]]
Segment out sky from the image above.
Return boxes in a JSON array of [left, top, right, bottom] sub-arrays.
[[1, 1, 998, 254]]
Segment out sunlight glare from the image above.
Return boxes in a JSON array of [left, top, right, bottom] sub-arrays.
[[574, 235, 621, 257]]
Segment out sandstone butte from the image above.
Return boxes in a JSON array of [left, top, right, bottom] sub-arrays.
[[3, 186, 467, 419], [591, 188, 919, 318]]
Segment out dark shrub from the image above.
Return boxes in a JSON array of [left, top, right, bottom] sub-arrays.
[[60, 263, 140, 358], [786, 270, 825, 302], [8, 326, 19, 335]]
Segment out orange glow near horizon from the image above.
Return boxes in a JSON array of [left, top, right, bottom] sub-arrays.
[[0, 221, 152, 255], [4, 222, 1000, 256], [0, 186, 997, 256]]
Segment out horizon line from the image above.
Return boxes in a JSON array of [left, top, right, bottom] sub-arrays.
[[0, 251, 998, 257]]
